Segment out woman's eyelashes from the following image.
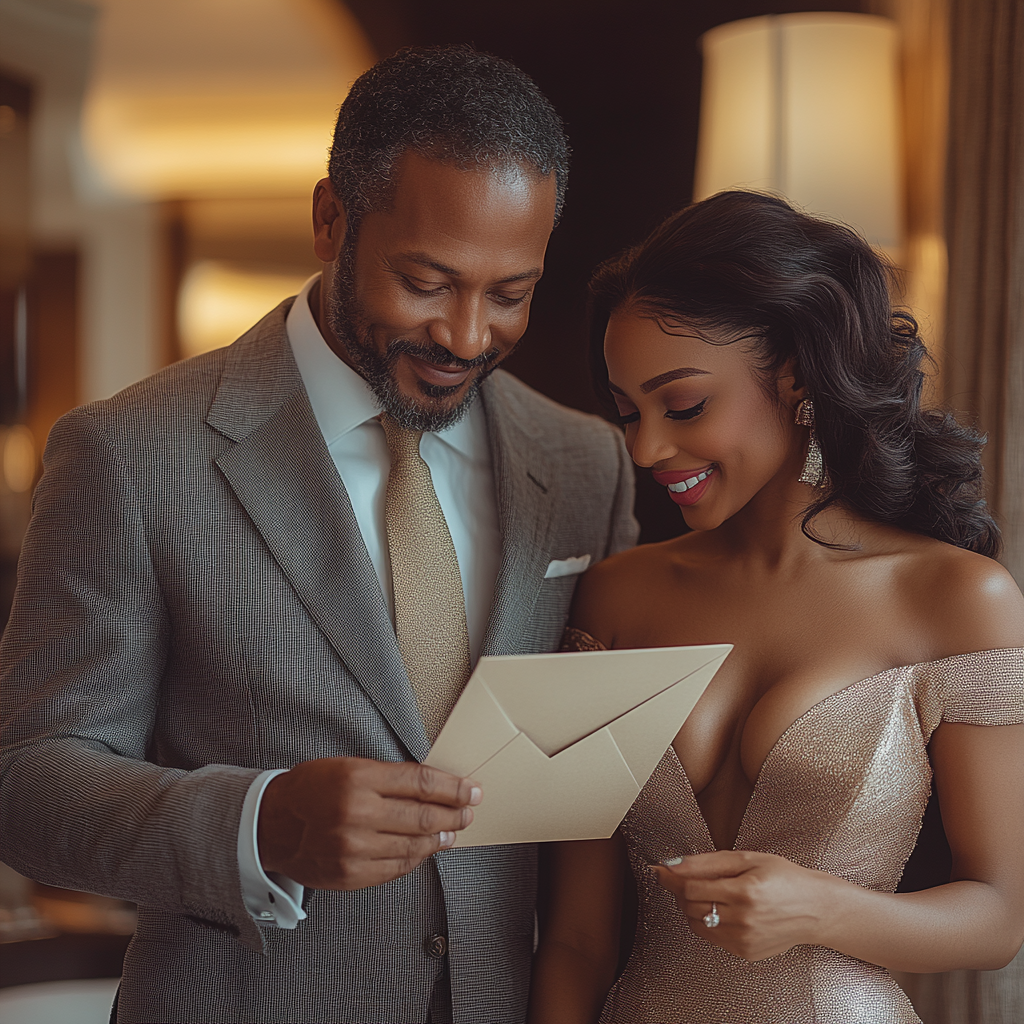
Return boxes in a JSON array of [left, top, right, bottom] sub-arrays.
[[666, 398, 707, 421], [616, 398, 708, 426]]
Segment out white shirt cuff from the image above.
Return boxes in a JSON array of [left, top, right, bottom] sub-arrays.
[[237, 768, 307, 929]]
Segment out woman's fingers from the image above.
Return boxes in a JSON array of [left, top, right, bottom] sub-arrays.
[[650, 856, 756, 935], [650, 862, 749, 902], [650, 867, 728, 922], [686, 904, 722, 933], [653, 851, 828, 962], [657, 850, 764, 878], [678, 875, 749, 903], [649, 864, 686, 899]]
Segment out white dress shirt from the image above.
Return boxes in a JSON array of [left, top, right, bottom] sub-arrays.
[[238, 276, 501, 928]]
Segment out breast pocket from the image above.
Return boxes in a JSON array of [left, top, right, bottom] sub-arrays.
[[526, 573, 583, 652]]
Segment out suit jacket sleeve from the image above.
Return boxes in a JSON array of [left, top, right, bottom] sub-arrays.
[[604, 421, 640, 556], [0, 407, 263, 947]]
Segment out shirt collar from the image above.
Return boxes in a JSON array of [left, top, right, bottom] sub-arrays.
[[286, 274, 487, 460]]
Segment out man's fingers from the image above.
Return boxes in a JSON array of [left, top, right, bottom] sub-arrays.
[[370, 795, 474, 836], [329, 834, 454, 891], [259, 757, 477, 886], [372, 760, 481, 809], [364, 830, 458, 861]]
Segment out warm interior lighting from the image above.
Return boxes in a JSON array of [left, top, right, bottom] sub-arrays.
[[85, 94, 349, 198], [179, 261, 310, 358], [82, 0, 374, 199], [694, 13, 903, 250], [2, 425, 36, 494]]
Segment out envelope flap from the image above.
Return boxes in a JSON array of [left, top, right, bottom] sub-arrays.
[[477, 645, 732, 756], [453, 726, 641, 846], [609, 647, 732, 786], [425, 675, 518, 777]]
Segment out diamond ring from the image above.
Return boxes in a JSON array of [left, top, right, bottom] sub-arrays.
[[703, 902, 720, 929]]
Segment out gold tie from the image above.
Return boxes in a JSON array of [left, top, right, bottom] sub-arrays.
[[380, 414, 471, 742]]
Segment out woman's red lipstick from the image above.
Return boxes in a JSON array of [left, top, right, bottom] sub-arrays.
[[651, 465, 717, 506]]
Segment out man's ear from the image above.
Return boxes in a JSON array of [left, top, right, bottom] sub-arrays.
[[312, 177, 347, 263]]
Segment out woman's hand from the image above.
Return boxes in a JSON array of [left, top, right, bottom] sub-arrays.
[[651, 850, 844, 961]]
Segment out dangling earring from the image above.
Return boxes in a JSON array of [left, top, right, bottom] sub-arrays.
[[795, 398, 828, 488]]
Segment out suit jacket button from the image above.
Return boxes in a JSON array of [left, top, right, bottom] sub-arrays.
[[425, 934, 447, 959]]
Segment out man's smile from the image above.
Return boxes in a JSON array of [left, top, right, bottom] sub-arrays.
[[404, 352, 475, 388]]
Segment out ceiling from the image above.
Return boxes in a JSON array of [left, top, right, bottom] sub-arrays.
[[82, 0, 375, 197]]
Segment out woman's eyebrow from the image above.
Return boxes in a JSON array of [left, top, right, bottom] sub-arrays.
[[640, 367, 710, 393]]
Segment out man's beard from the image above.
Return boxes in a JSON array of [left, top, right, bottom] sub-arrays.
[[325, 259, 505, 433]]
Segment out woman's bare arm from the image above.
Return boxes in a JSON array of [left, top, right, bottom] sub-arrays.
[[527, 835, 627, 1024], [827, 718, 1024, 971]]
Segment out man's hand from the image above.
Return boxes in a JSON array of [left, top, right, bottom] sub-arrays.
[[257, 757, 481, 890]]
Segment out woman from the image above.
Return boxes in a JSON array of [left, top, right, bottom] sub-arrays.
[[527, 192, 1024, 1023]]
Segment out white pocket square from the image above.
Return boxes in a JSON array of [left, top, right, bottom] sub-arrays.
[[544, 554, 591, 579]]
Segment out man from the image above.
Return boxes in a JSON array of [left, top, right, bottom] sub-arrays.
[[0, 46, 636, 1023]]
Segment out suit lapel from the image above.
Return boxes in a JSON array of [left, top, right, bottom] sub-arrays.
[[480, 372, 557, 657], [208, 307, 430, 762]]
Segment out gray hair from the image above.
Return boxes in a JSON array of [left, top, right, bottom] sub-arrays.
[[328, 45, 570, 237]]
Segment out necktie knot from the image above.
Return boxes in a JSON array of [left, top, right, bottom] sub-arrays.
[[380, 414, 423, 464]]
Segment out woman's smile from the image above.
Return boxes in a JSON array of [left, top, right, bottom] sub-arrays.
[[652, 465, 718, 504]]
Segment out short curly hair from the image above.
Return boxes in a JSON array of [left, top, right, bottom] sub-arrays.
[[328, 45, 570, 238]]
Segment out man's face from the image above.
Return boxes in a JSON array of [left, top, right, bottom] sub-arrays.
[[323, 151, 557, 432]]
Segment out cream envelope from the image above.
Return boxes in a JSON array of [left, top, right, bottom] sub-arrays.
[[425, 644, 732, 846]]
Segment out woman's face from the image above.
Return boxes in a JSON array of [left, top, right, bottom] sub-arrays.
[[603, 309, 806, 532]]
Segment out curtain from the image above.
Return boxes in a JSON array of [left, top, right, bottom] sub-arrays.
[[942, 0, 1024, 585], [894, 9, 1024, 1020], [867, 0, 949, 369]]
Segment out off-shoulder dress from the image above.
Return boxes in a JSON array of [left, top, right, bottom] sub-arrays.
[[560, 628, 1024, 1024]]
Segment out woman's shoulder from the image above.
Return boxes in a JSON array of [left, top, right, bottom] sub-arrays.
[[893, 534, 1024, 657], [568, 534, 707, 646]]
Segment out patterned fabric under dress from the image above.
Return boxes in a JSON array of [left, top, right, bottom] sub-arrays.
[[559, 629, 1024, 1024]]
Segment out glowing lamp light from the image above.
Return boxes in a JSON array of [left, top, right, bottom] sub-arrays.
[[84, 93, 350, 198], [2, 426, 36, 494], [179, 262, 310, 357], [694, 13, 903, 250], [82, 0, 374, 199]]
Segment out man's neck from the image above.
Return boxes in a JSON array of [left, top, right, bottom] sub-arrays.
[[307, 272, 359, 373]]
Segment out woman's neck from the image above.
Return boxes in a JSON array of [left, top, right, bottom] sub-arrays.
[[709, 476, 861, 573]]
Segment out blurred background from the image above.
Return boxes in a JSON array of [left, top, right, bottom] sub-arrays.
[[0, 0, 1022, 1017]]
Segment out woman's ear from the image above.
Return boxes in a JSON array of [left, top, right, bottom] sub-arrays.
[[776, 358, 807, 414], [312, 177, 348, 263]]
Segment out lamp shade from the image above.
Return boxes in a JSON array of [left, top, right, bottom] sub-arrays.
[[694, 13, 902, 249]]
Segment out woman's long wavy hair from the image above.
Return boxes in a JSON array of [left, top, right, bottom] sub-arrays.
[[589, 191, 1000, 557]]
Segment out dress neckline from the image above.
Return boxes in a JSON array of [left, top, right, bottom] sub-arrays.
[[662, 647, 1024, 852]]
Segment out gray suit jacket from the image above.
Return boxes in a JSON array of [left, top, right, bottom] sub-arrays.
[[0, 301, 637, 1024]]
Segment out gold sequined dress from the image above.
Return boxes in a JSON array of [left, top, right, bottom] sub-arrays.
[[560, 630, 1024, 1024]]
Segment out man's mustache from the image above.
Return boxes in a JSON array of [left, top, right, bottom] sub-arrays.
[[386, 338, 500, 371]]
